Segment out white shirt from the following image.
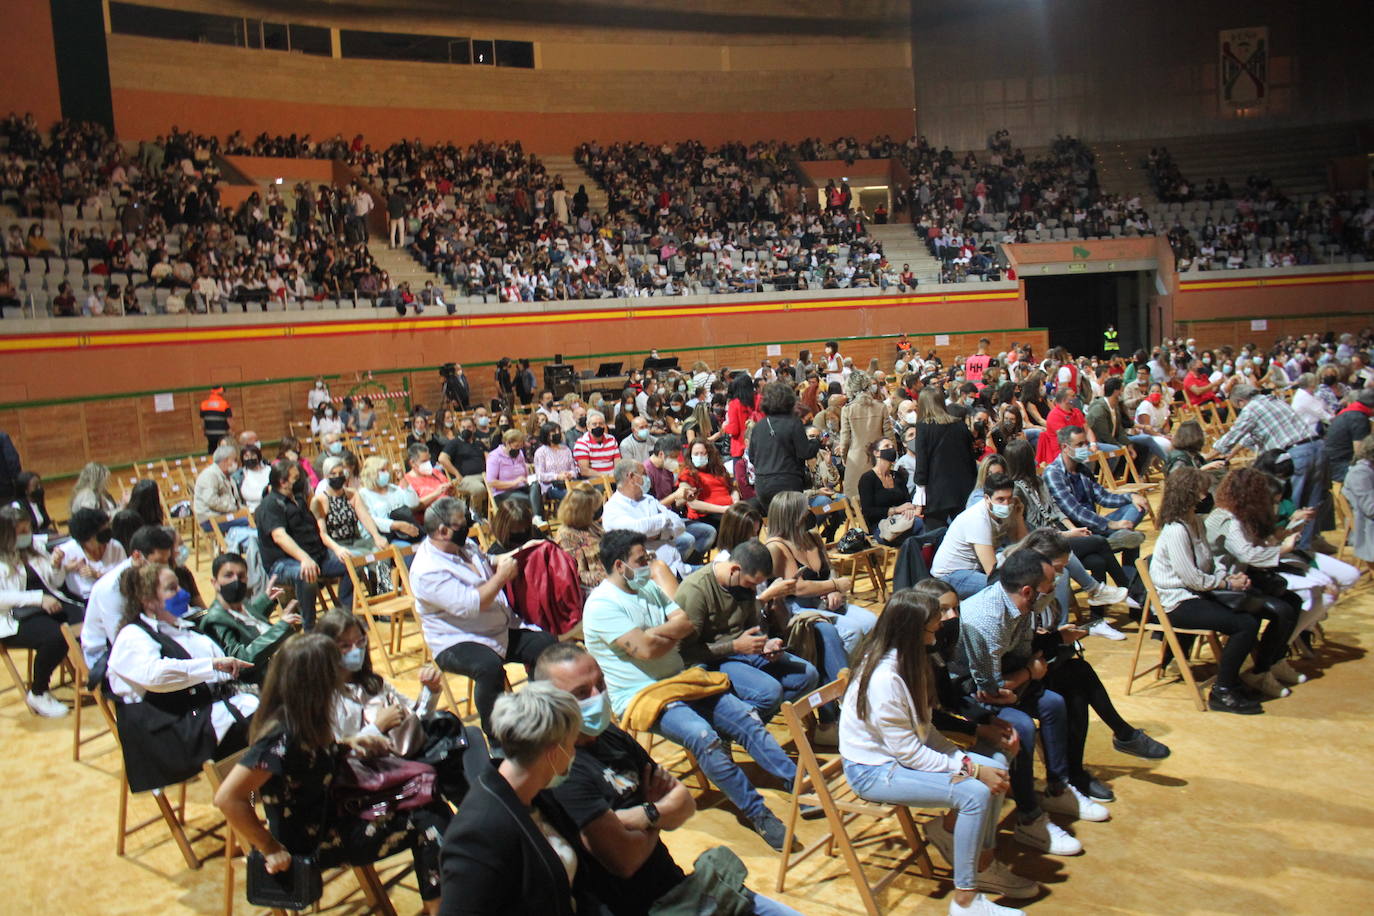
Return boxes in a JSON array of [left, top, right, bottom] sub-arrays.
[[107, 613, 258, 741], [58, 538, 127, 601], [1291, 388, 1333, 433], [839, 650, 963, 773], [602, 490, 688, 573], [1134, 399, 1171, 431], [240, 465, 272, 511], [81, 557, 133, 668], [409, 536, 534, 658], [930, 503, 995, 578]]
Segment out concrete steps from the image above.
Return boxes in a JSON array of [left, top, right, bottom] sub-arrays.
[[868, 224, 943, 284], [537, 154, 608, 214]]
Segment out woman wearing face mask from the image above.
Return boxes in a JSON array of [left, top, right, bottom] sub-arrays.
[[107, 562, 258, 792], [276, 435, 319, 490], [488, 496, 545, 555], [486, 428, 534, 513], [359, 456, 422, 546], [310, 403, 343, 438], [405, 442, 456, 522], [1035, 387, 1092, 465], [0, 507, 84, 717], [214, 634, 449, 916], [857, 437, 925, 546], [930, 473, 1026, 599], [677, 441, 738, 524], [236, 444, 272, 511], [53, 507, 127, 601], [354, 396, 377, 432], [310, 456, 388, 555], [440, 682, 597, 915], [12, 471, 56, 537], [841, 590, 1034, 914], [306, 377, 331, 411]]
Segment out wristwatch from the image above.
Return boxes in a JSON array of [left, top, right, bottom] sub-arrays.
[[642, 801, 661, 826]]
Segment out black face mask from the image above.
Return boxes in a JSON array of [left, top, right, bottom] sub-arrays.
[[508, 447, 521, 458], [1195, 494, 1215, 516], [219, 579, 248, 604], [725, 585, 756, 601], [460, 429, 475, 441], [328, 476, 346, 490], [96, 529, 113, 544], [243, 458, 261, 470], [877, 448, 898, 462], [30, 486, 44, 500], [934, 616, 961, 658], [589, 427, 606, 439]]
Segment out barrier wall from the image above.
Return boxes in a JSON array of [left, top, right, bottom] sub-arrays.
[[0, 0, 62, 127]]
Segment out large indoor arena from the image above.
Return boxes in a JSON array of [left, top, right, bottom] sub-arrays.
[[1, 1, 1373, 914]]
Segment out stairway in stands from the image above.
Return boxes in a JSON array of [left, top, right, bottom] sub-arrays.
[[867, 224, 943, 286], [1091, 141, 1158, 203], [369, 240, 475, 306], [537, 153, 608, 214]]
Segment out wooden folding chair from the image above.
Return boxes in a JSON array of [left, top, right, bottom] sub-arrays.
[[0, 641, 28, 702], [811, 497, 887, 601], [776, 671, 932, 915], [1331, 482, 1368, 572], [621, 725, 711, 794], [1124, 558, 1226, 711], [342, 546, 419, 677], [1091, 450, 1159, 529], [200, 752, 407, 916], [60, 622, 113, 761]]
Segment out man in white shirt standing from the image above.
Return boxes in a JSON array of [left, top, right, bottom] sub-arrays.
[[409, 496, 555, 735], [601, 460, 695, 573]]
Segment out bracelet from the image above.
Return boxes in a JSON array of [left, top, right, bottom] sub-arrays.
[[972, 763, 981, 781]]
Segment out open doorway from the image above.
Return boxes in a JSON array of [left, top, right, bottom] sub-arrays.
[[1024, 271, 1155, 358]]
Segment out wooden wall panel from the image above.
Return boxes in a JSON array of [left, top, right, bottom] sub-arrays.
[[20, 405, 87, 472], [1174, 312, 1374, 351]]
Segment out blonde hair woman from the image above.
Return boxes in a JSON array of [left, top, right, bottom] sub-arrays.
[[357, 455, 421, 544], [838, 369, 886, 499], [70, 461, 119, 514], [554, 482, 606, 590]]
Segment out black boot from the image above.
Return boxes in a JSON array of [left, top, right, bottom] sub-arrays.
[[1208, 685, 1263, 715]]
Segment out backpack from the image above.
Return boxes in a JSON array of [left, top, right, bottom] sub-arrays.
[[508, 540, 584, 636]]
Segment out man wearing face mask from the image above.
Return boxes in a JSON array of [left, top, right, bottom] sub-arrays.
[[581, 530, 813, 852], [602, 460, 695, 574], [411, 496, 555, 737], [438, 415, 491, 518], [954, 549, 1099, 857], [198, 553, 301, 682], [574, 411, 622, 477], [194, 442, 246, 530], [1044, 427, 1147, 566], [532, 642, 805, 916], [254, 460, 354, 629], [619, 415, 654, 466]]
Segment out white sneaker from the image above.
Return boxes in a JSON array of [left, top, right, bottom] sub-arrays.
[[976, 861, 1040, 900], [924, 816, 955, 865], [532, 515, 547, 528], [1087, 617, 1127, 640], [1126, 596, 1142, 610], [1087, 583, 1129, 606], [949, 893, 1024, 916], [25, 690, 68, 718], [1013, 813, 1083, 855], [1040, 784, 1110, 822]]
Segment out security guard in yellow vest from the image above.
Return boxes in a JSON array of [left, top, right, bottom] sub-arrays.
[[1103, 324, 1120, 355]]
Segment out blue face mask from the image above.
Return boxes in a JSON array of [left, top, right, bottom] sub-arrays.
[[624, 563, 653, 592], [546, 745, 574, 789], [988, 501, 1012, 519], [578, 691, 612, 737], [329, 441, 343, 455], [341, 646, 366, 672], [176, 544, 191, 567], [1072, 446, 1093, 464], [376, 471, 391, 487], [163, 588, 192, 618]]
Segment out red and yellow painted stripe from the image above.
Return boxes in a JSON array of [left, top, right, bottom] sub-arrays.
[[0, 288, 1020, 354], [1178, 270, 1374, 292]]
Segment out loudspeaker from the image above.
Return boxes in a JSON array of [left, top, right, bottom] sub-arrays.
[[544, 363, 577, 398]]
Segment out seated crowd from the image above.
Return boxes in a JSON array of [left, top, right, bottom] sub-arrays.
[[3, 324, 1371, 916]]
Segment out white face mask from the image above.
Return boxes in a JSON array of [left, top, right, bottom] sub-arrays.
[[416, 460, 433, 476]]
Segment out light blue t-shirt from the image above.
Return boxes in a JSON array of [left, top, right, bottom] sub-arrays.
[[583, 579, 685, 717]]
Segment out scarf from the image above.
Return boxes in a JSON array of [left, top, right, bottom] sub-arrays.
[[1337, 402, 1374, 418]]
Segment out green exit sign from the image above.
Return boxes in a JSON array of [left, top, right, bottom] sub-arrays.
[[1068, 263, 1088, 272]]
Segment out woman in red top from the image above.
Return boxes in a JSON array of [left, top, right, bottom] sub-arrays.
[[722, 373, 761, 464], [678, 440, 738, 523], [1035, 387, 1090, 465]]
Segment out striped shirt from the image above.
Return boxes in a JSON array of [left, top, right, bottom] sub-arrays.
[[1148, 521, 1232, 613], [572, 431, 621, 474], [1212, 395, 1313, 455]]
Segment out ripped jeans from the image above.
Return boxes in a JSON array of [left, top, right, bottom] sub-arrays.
[[653, 693, 798, 821]]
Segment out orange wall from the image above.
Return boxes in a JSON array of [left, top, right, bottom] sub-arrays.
[[0, 0, 61, 127], [1172, 272, 1374, 322], [112, 87, 911, 151], [0, 290, 1028, 403]]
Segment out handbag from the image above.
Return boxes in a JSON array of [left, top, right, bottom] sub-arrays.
[[877, 514, 915, 543], [245, 851, 322, 909], [333, 754, 437, 821], [835, 529, 871, 554]]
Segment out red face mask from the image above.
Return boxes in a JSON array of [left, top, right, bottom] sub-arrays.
[[1147, 393, 1163, 405]]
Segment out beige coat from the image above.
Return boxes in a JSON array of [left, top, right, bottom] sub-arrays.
[[193, 463, 241, 517], [839, 394, 888, 498]]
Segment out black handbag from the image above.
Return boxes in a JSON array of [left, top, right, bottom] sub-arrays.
[[835, 529, 871, 554], [246, 851, 322, 910]]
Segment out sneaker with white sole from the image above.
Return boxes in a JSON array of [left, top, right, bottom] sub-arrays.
[[924, 816, 955, 865], [949, 893, 1025, 916], [1086, 617, 1127, 640], [976, 861, 1040, 900], [1013, 813, 1083, 855], [1087, 583, 1129, 606], [1126, 596, 1142, 610], [25, 690, 68, 718], [1040, 783, 1110, 822], [1241, 669, 1290, 699], [1270, 660, 1308, 685]]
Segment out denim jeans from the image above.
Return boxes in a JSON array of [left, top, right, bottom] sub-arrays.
[[1104, 504, 1145, 567], [1286, 439, 1325, 549], [751, 895, 804, 916], [1128, 433, 1169, 468], [985, 685, 1069, 817], [715, 652, 818, 719], [945, 568, 989, 600], [685, 521, 717, 557], [671, 530, 700, 560], [654, 694, 797, 821], [844, 751, 1006, 889], [269, 554, 354, 629]]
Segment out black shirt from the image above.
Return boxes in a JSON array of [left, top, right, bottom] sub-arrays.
[[255, 489, 325, 568], [442, 435, 488, 477], [549, 726, 685, 915]]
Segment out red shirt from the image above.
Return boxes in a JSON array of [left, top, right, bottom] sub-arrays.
[[679, 469, 733, 520], [1183, 371, 1217, 406]]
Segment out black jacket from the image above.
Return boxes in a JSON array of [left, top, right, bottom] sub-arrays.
[[911, 420, 976, 516], [748, 413, 820, 494], [440, 736, 601, 916]]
